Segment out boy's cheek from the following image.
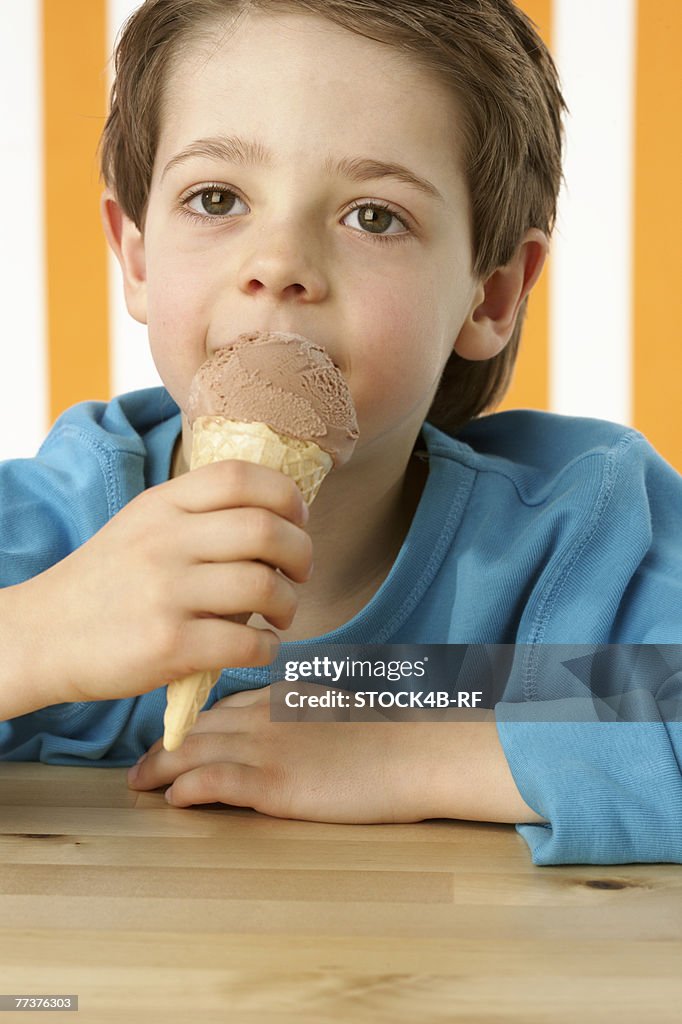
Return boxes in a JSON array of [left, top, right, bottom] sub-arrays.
[[146, 316, 204, 410], [360, 318, 450, 393], [350, 353, 444, 439]]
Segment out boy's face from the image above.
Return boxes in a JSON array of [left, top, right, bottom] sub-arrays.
[[124, 12, 483, 463]]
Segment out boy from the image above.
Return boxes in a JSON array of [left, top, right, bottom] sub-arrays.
[[1, 0, 680, 866]]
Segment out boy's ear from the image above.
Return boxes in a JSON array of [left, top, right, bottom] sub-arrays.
[[454, 228, 548, 361], [100, 189, 148, 325]]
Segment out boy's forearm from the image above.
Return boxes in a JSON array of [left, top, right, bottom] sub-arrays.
[[419, 719, 546, 825], [0, 581, 66, 720]]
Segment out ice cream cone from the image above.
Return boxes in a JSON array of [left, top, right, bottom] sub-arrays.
[[190, 416, 333, 503], [162, 415, 333, 751]]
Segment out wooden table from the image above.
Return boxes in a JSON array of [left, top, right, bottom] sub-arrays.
[[0, 763, 681, 1023]]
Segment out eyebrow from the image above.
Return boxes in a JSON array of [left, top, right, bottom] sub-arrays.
[[160, 134, 444, 202]]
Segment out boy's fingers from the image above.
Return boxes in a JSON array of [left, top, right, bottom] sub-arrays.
[[182, 561, 299, 630], [167, 762, 263, 808], [167, 459, 309, 524], [178, 617, 280, 673], [184, 507, 313, 582], [138, 695, 260, 763], [128, 733, 261, 794]]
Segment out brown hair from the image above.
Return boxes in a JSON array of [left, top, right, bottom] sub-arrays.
[[99, 0, 567, 435]]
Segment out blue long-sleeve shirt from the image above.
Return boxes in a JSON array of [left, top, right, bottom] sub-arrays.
[[1, 387, 681, 866]]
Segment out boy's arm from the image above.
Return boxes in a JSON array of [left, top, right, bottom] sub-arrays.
[[128, 685, 548, 825], [0, 461, 312, 725], [0, 581, 63, 719], [492, 431, 682, 866]]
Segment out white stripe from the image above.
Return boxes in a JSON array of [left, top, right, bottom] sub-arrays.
[[0, 2, 47, 459], [106, 0, 161, 398], [549, 0, 636, 425]]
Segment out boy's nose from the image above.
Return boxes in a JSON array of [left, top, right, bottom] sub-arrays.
[[236, 233, 329, 304]]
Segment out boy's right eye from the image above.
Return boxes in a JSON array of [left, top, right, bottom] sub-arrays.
[[183, 186, 249, 220]]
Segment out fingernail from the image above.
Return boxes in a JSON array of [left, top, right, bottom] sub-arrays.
[[164, 787, 174, 804], [136, 752, 148, 765], [127, 764, 140, 784], [300, 501, 310, 524]]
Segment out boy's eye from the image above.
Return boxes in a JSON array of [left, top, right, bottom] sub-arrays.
[[180, 188, 409, 238], [343, 202, 408, 236], [185, 188, 248, 217]]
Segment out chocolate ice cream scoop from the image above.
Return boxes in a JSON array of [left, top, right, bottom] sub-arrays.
[[187, 331, 359, 467]]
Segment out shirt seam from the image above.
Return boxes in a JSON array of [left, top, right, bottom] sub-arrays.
[[373, 467, 476, 642], [522, 430, 642, 701], [426, 427, 646, 507], [40, 423, 142, 521]]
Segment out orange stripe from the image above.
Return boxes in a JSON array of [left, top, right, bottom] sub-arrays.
[[633, 1, 682, 471], [43, 0, 109, 424], [497, 0, 552, 415]]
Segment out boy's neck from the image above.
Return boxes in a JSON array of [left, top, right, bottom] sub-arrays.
[[304, 441, 427, 593]]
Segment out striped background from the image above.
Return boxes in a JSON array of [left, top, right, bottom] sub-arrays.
[[1, 1, 680, 470]]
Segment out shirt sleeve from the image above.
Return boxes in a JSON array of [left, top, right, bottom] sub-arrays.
[[0, 423, 114, 587], [497, 709, 682, 866], [495, 432, 682, 865]]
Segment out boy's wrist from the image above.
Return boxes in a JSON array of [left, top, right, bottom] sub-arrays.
[[407, 718, 546, 825]]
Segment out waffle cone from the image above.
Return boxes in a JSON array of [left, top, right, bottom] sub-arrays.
[[162, 416, 333, 751]]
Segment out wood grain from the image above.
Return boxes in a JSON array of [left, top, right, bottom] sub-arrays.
[[0, 763, 680, 1023]]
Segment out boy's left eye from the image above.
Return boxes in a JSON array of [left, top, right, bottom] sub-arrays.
[[342, 202, 408, 236], [184, 188, 248, 218]]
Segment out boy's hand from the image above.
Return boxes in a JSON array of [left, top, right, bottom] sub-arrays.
[[127, 681, 546, 825], [21, 462, 312, 705], [128, 681, 442, 822]]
